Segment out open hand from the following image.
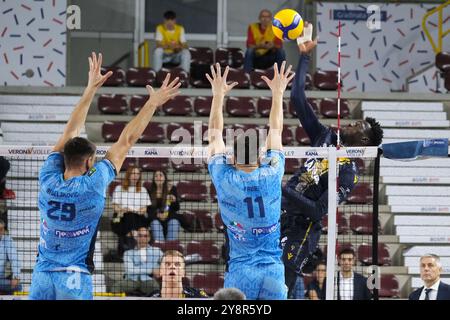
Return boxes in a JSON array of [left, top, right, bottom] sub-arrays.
[[87, 52, 113, 89], [206, 63, 238, 96], [146, 73, 181, 107], [261, 61, 295, 94]]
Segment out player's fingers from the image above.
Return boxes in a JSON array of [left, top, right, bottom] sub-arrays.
[[162, 73, 171, 87], [210, 64, 217, 79], [287, 72, 296, 83], [222, 66, 229, 81], [146, 84, 155, 95], [285, 65, 293, 78], [261, 75, 271, 86], [97, 53, 103, 71], [215, 63, 221, 78], [88, 57, 93, 71], [228, 81, 239, 90], [205, 73, 213, 84], [280, 61, 286, 76], [92, 52, 97, 68], [168, 77, 180, 89], [273, 63, 279, 77]]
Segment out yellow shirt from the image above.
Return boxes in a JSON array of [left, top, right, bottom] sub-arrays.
[[249, 22, 277, 56], [156, 24, 185, 54]]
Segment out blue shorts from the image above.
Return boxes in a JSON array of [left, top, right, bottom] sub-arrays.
[[29, 270, 93, 300], [224, 262, 287, 300]]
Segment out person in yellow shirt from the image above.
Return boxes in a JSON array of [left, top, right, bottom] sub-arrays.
[[244, 9, 286, 73], [153, 11, 191, 73]]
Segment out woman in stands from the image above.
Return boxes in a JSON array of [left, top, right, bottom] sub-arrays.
[[147, 170, 182, 241], [111, 166, 152, 256]]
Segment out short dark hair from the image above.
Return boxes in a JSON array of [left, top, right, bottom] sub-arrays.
[[233, 133, 260, 165], [163, 10, 176, 20], [365, 117, 383, 146], [213, 288, 246, 300], [63, 137, 96, 169], [339, 248, 355, 258]]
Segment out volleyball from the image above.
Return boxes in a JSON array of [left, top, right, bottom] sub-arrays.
[[272, 8, 304, 41]]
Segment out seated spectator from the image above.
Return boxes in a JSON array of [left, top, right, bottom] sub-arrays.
[[0, 157, 15, 200], [0, 219, 22, 294], [153, 10, 191, 73], [306, 261, 327, 300], [147, 170, 181, 241], [111, 166, 151, 256], [113, 227, 162, 297], [213, 287, 246, 300], [151, 250, 208, 298], [244, 9, 286, 73]]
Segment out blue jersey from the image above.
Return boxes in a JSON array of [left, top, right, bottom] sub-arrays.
[[36, 152, 116, 274], [208, 150, 285, 271]]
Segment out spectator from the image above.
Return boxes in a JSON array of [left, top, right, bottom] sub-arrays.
[[244, 9, 286, 73], [151, 250, 208, 298], [111, 166, 151, 256], [335, 248, 372, 300], [147, 170, 181, 241], [113, 227, 162, 297], [306, 261, 327, 300], [0, 219, 21, 294], [0, 157, 15, 200], [153, 10, 191, 73], [409, 254, 450, 300], [213, 287, 246, 300]]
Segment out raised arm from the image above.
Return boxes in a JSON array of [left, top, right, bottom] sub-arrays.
[[53, 52, 112, 152], [105, 74, 181, 172], [261, 61, 295, 151], [206, 63, 238, 158]]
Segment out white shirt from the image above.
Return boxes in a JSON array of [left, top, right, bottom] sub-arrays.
[[155, 27, 186, 43], [419, 280, 440, 300], [112, 185, 151, 212], [335, 272, 354, 300]]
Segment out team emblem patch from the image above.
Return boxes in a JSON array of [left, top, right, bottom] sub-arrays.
[[87, 167, 97, 176], [270, 156, 279, 167]]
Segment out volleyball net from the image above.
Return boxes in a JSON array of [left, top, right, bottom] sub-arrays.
[[0, 144, 380, 300]]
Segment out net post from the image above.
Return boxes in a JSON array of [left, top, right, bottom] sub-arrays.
[[371, 147, 383, 300], [325, 146, 338, 300]]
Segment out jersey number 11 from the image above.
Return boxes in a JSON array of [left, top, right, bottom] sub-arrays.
[[244, 197, 265, 219]]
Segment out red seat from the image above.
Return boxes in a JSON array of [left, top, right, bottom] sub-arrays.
[[324, 242, 355, 258], [354, 158, 366, 174], [162, 95, 192, 116], [102, 121, 125, 142], [282, 125, 294, 146], [319, 98, 350, 118], [156, 67, 189, 88], [139, 158, 169, 172], [189, 47, 214, 88], [183, 210, 214, 232], [256, 96, 272, 117], [214, 213, 224, 232], [193, 272, 224, 296], [101, 66, 125, 86], [225, 97, 255, 117], [152, 240, 184, 254], [250, 68, 273, 89], [126, 67, 156, 87], [347, 183, 373, 204], [186, 241, 220, 264], [436, 51, 450, 73], [321, 212, 349, 235], [210, 184, 217, 202], [358, 243, 391, 266], [285, 159, 300, 174], [120, 158, 138, 172], [379, 274, 400, 298], [129, 95, 149, 114], [350, 213, 380, 235], [177, 181, 208, 201], [295, 127, 311, 145], [171, 158, 203, 172], [193, 96, 212, 116], [190, 47, 214, 65], [139, 122, 165, 143], [97, 94, 127, 114], [167, 122, 200, 144], [215, 47, 244, 68], [313, 70, 338, 90], [226, 68, 250, 89]]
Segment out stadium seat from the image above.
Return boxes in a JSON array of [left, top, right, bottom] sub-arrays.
[[295, 127, 311, 145], [156, 67, 189, 88], [120, 158, 138, 172], [445, 72, 450, 91], [189, 47, 214, 88], [139, 158, 169, 172], [435, 51, 450, 73], [354, 158, 366, 174], [129, 95, 149, 114], [305, 72, 313, 90], [193, 96, 212, 116], [358, 243, 392, 266], [186, 241, 220, 264], [215, 47, 244, 68], [250, 68, 272, 89], [319, 98, 350, 118], [226, 68, 250, 89], [321, 212, 349, 235], [285, 158, 300, 174], [256, 96, 272, 117], [193, 272, 224, 296], [101, 66, 125, 86], [126, 67, 156, 87], [379, 274, 400, 298], [313, 70, 338, 90], [282, 125, 294, 146], [214, 213, 224, 232], [324, 242, 355, 258], [190, 47, 214, 65], [97, 94, 127, 114], [152, 240, 184, 254], [210, 184, 217, 202], [347, 183, 373, 204], [102, 122, 125, 142], [162, 95, 192, 116], [288, 99, 318, 118], [167, 122, 193, 143], [176, 181, 208, 201], [171, 158, 203, 172], [349, 213, 380, 235], [182, 210, 214, 232], [225, 97, 255, 117], [138, 122, 165, 143]]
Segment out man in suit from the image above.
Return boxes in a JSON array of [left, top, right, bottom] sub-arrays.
[[409, 254, 450, 300], [335, 248, 372, 300]]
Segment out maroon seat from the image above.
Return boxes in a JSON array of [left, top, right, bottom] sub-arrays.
[[171, 158, 203, 172], [120, 158, 138, 172], [215, 47, 244, 68], [282, 125, 294, 146], [324, 242, 355, 258], [101, 66, 125, 86], [190, 47, 214, 65], [288, 99, 319, 118], [189, 47, 214, 88], [177, 181, 208, 201], [186, 241, 220, 264], [250, 68, 273, 89], [379, 274, 400, 298], [321, 212, 349, 235], [193, 272, 224, 296], [193, 96, 212, 116], [139, 122, 165, 143], [295, 127, 311, 145], [354, 158, 366, 174], [226, 68, 250, 89], [156, 67, 189, 88], [225, 97, 255, 117], [108, 180, 121, 197], [183, 210, 214, 232], [256, 96, 272, 117], [313, 70, 338, 90], [210, 184, 217, 202], [139, 158, 169, 172], [97, 94, 127, 114], [167, 122, 194, 144], [102, 122, 125, 142], [320, 98, 350, 118], [214, 213, 224, 232], [162, 95, 192, 116], [350, 213, 380, 235], [358, 243, 391, 266], [126, 67, 156, 87], [129, 95, 149, 114], [347, 183, 373, 204], [436, 51, 450, 73], [445, 72, 450, 91], [152, 240, 184, 254], [305, 72, 313, 90], [285, 158, 300, 174]]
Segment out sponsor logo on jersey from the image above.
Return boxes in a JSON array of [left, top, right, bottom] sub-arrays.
[[87, 167, 97, 176], [54, 225, 91, 238], [42, 220, 49, 235], [228, 221, 245, 234], [251, 222, 277, 236]]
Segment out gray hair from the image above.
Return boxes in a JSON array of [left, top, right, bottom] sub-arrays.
[[420, 254, 442, 268], [213, 288, 246, 300]]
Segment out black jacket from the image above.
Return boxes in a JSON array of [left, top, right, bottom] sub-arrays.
[[409, 281, 450, 300]]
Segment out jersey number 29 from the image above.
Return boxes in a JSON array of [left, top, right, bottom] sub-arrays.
[[47, 201, 76, 221]]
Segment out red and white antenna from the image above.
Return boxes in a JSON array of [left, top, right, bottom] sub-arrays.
[[337, 20, 342, 148]]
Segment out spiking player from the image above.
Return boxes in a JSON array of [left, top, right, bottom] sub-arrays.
[[207, 62, 294, 299], [29, 52, 180, 300]]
